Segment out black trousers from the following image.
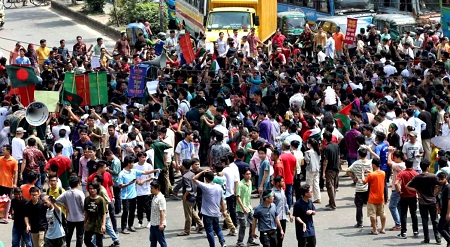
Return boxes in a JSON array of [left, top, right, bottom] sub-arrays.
[[276, 220, 287, 247], [121, 198, 137, 230], [297, 236, 316, 247], [113, 186, 121, 214], [260, 230, 277, 247], [438, 215, 450, 244], [66, 221, 84, 247], [419, 203, 441, 242], [136, 195, 151, 223], [400, 197, 418, 234], [355, 191, 368, 226], [84, 231, 102, 247]]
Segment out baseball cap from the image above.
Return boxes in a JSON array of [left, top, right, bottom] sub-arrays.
[[409, 131, 418, 137]]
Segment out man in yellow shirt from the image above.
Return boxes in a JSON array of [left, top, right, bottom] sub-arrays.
[[35, 39, 50, 69]]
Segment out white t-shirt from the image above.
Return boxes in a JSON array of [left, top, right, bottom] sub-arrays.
[[11, 137, 25, 160], [402, 141, 424, 171], [133, 162, 153, 196], [223, 163, 240, 197], [0, 107, 8, 130], [52, 125, 71, 140]]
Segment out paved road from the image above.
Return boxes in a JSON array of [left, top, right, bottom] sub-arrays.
[[0, 6, 442, 247], [0, 5, 116, 59]]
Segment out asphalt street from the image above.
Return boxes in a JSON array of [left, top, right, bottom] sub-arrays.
[[0, 5, 442, 247]]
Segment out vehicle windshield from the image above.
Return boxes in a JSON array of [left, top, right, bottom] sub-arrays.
[[334, 0, 373, 13], [286, 17, 306, 29], [419, 0, 440, 13], [207, 12, 251, 30]]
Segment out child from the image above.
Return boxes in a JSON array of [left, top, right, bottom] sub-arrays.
[[293, 184, 316, 247]]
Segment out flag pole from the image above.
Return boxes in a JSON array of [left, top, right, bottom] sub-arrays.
[[97, 72, 100, 106]]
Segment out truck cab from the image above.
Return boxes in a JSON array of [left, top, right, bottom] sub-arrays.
[[372, 14, 417, 41], [277, 11, 307, 43]]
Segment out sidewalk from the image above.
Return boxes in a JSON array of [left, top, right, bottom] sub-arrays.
[[51, 0, 122, 39]]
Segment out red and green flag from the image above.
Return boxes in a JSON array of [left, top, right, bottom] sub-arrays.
[[6, 65, 40, 88], [63, 72, 108, 107], [62, 90, 83, 107], [334, 101, 354, 133]]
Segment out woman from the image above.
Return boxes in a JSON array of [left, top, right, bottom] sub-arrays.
[[387, 123, 401, 149], [84, 181, 107, 247], [304, 138, 321, 203]]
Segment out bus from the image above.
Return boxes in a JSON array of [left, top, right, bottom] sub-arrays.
[[374, 0, 440, 23], [276, 0, 375, 23], [175, 0, 208, 34]]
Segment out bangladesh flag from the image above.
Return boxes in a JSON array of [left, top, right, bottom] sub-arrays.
[[6, 65, 40, 88], [62, 90, 83, 107], [63, 72, 108, 107], [334, 101, 354, 134]]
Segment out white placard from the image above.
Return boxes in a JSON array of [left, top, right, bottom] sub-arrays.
[[91, 55, 101, 68], [146, 80, 159, 95]]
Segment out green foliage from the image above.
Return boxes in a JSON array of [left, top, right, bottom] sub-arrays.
[[84, 0, 106, 14], [109, 0, 168, 33]]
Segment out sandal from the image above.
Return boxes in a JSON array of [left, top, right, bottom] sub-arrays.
[[379, 230, 386, 234], [369, 230, 379, 235], [177, 232, 189, 236], [389, 226, 401, 231]]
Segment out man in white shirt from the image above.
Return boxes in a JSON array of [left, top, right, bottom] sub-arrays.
[[54, 129, 73, 158], [133, 152, 155, 228], [223, 152, 240, 230], [166, 30, 178, 52], [52, 116, 71, 140], [384, 60, 398, 77], [11, 127, 26, 162]]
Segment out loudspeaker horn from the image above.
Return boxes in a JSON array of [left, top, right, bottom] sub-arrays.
[[143, 51, 167, 68], [25, 102, 49, 126]]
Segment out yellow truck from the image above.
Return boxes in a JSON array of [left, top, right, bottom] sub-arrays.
[[205, 0, 277, 42]]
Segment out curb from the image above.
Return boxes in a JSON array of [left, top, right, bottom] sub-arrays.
[[50, 1, 121, 40]]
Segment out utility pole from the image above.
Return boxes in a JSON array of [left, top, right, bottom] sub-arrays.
[[159, 0, 165, 32]]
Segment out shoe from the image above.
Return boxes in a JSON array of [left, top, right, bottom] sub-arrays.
[[354, 224, 363, 228], [220, 244, 227, 247], [177, 232, 189, 236], [146, 222, 151, 229], [313, 200, 321, 204], [436, 239, 442, 245], [397, 233, 407, 239], [121, 229, 130, 234], [236, 243, 245, 247], [197, 226, 204, 234], [420, 240, 430, 244], [110, 241, 120, 247], [128, 227, 137, 232], [227, 230, 236, 236], [414, 232, 420, 238], [138, 223, 142, 228], [247, 240, 260, 246]]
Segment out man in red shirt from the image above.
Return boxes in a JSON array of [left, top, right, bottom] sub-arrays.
[[280, 141, 297, 208], [271, 29, 286, 48], [87, 160, 118, 233], [271, 150, 284, 190], [45, 143, 71, 189], [395, 158, 419, 239]]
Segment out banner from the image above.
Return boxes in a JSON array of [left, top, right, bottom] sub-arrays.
[[9, 84, 35, 107], [442, 7, 450, 38], [180, 33, 195, 64], [128, 65, 149, 98], [344, 18, 358, 44], [63, 72, 108, 106]]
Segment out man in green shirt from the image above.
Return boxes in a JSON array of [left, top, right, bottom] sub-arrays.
[[149, 132, 172, 196], [236, 167, 259, 247]]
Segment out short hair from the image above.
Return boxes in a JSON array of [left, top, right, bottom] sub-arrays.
[[27, 171, 38, 183], [94, 174, 104, 183], [182, 159, 192, 170], [372, 158, 381, 167], [150, 181, 160, 190], [299, 184, 311, 197], [48, 174, 58, 181], [236, 149, 245, 158], [405, 158, 414, 168], [104, 149, 113, 157], [273, 175, 284, 184], [262, 189, 273, 201], [257, 146, 267, 154], [358, 148, 368, 158], [3, 144, 11, 153], [204, 171, 215, 182], [88, 181, 101, 195], [124, 155, 136, 165], [376, 132, 386, 142], [69, 176, 80, 188], [323, 131, 332, 142], [27, 138, 36, 147], [420, 160, 430, 172], [438, 171, 448, 180], [59, 129, 67, 138], [29, 186, 40, 195], [54, 143, 63, 153]]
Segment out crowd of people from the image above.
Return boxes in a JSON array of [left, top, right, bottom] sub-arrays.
[[0, 15, 450, 247]]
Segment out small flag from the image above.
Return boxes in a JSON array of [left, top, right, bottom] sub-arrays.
[[6, 65, 40, 88], [339, 101, 354, 115], [62, 90, 83, 107], [179, 33, 195, 64]]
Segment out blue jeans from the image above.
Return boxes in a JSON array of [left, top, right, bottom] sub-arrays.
[[12, 225, 32, 247], [203, 215, 225, 247], [285, 184, 293, 209], [92, 218, 118, 244], [149, 225, 167, 247], [22, 172, 42, 190], [389, 190, 401, 226]]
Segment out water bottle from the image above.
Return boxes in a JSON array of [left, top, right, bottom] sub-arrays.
[[155, 171, 160, 179]]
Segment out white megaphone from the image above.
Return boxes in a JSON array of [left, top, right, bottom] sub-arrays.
[[25, 102, 49, 126]]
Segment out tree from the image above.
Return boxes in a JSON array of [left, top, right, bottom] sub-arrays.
[[84, 0, 106, 14]]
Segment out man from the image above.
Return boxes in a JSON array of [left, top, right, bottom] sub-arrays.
[[11, 187, 32, 247], [322, 131, 340, 210], [24, 186, 47, 247], [251, 190, 284, 247], [114, 32, 131, 58], [118, 155, 160, 234], [133, 152, 154, 229], [347, 148, 372, 228], [105, 150, 122, 214], [387, 149, 406, 231], [178, 159, 204, 236], [257, 110, 273, 144], [35, 39, 50, 69], [25, 129, 45, 153], [395, 158, 419, 239], [280, 141, 297, 209], [0, 144, 18, 197], [11, 127, 26, 179], [45, 143, 71, 190], [406, 161, 441, 244], [193, 169, 227, 247], [293, 184, 317, 247], [210, 132, 232, 168], [15, 48, 31, 65], [150, 131, 172, 196], [223, 152, 240, 230], [42, 195, 66, 247], [402, 131, 424, 173], [22, 138, 46, 189], [54, 129, 73, 159], [149, 181, 167, 247], [236, 168, 259, 247], [345, 120, 361, 166], [437, 172, 450, 246], [175, 129, 195, 170], [332, 26, 345, 58], [362, 158, 386, 235], [272, 175, 293, 247], [56, 176, 85, 247]]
